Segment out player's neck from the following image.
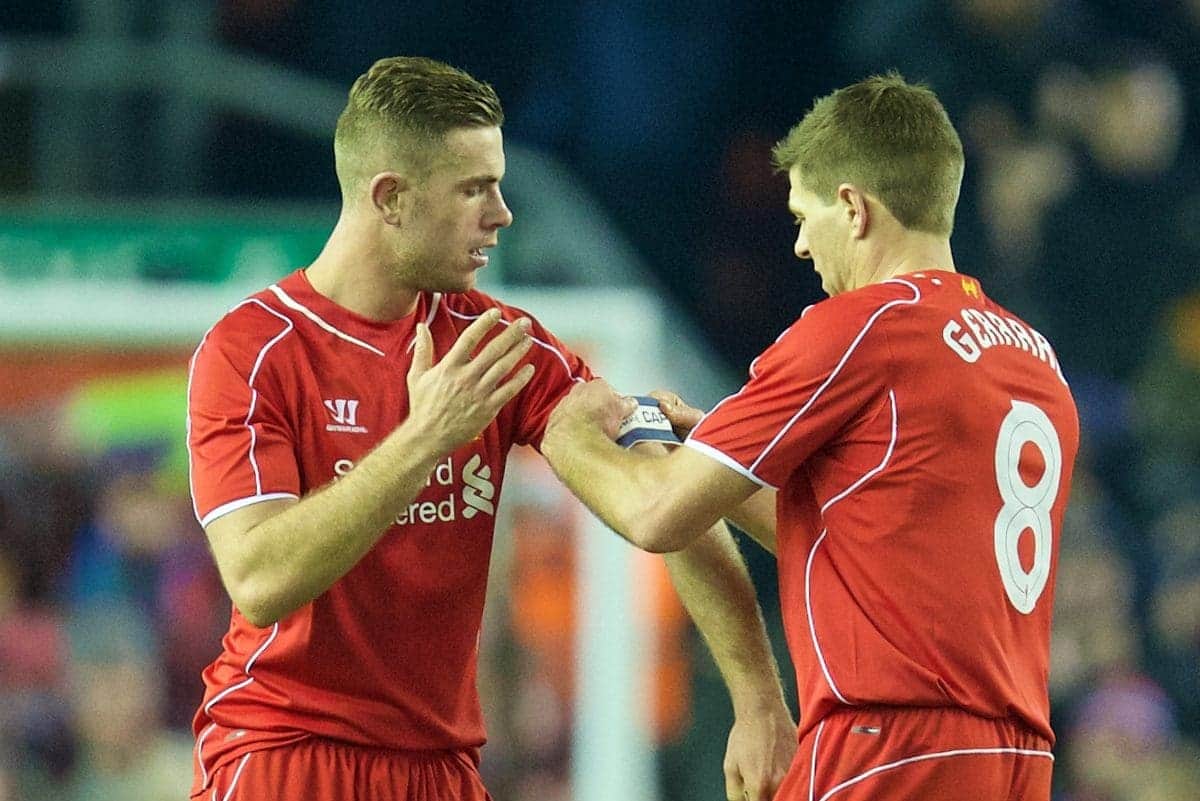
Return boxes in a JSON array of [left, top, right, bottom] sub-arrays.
[[305, 215, 421, 322], [861, 234, 956, 288]]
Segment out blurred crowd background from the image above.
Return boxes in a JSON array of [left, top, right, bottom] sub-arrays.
[[2, 1, 1199, 800]]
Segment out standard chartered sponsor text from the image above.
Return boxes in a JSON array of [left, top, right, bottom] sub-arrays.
[[332, 453, 495, 525]]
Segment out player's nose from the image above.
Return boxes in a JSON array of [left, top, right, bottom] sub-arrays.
[[794, 232, 810, 260], [489, 190, 513, 229]]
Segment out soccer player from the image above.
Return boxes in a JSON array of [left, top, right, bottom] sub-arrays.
[[186, 56, 795, 801], [543, 73, 1080, 801]]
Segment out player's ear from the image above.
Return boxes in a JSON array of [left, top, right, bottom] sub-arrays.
[[838, 183, 870, 239], [369, 171, 409, 225]]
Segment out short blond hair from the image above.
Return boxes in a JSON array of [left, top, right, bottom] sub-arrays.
[[334, 56, 504, 198], [772, 72, 964, 236]]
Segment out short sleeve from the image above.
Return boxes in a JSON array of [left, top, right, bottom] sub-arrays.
[[187, 307, 301, 527], [687, 291, 898, 489], [506, 310, 594, 449]]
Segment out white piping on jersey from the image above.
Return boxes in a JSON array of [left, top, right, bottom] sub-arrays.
[[808, 719, 826, 801], [200, 492, 300, 528], [406, 292, 445, 353], [195, 726, 217, 785], [444, 306, 585, 384], [186, 299, 294, 525], [814, 746, 1054, 801], [748, 279, 920, 476], [212, 753, 252, 801], [196, 623, 280, 789], [820, 390, 898, 514], [749, 316, 801, 378], [681, 440, 777, 490], [805, 390, 899, 705], [243, 301, 294, 495], [687, 388, 742, 438], [806, 530, 849, 704], [267, 284, 387, 357], [187, 327, 216, 523], [425, 292, 442, 327]]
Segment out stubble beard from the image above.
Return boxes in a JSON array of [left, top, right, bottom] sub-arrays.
[[393, 251, 475, 295]]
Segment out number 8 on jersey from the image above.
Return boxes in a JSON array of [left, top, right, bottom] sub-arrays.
[[994, 400, 1063, 615]]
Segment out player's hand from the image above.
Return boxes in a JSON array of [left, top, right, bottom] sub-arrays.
[[406, 308, 535, 452], [547, 379, 636, 439], [723, 704, 797, 801], [649, 390, 705, 437]]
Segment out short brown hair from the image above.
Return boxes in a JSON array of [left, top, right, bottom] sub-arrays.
[[772, 72, 964, 236], [334, 56, 504, 198]]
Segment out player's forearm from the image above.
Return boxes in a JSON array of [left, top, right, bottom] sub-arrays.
[[229, 422, 447, 626], [665, 523, 789, 717], [542, 420, 698, 552], [725, 488, 778, 554]]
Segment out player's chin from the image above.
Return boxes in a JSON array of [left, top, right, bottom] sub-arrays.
[[814, 271, 832, 296], [816, 268, 839, 297], [437, 271, 477, 295]]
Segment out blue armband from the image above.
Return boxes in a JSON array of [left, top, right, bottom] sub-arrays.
[[615, 396, 681, 449]]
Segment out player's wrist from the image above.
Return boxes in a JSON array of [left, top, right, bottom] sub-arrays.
[[544, 393, 596, 443], [389, 415, 457, 467], [540, 413, 576, 462], [728, 682, 790, 721]]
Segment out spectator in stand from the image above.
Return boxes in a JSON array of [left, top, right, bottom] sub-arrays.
[[56, 602, 193, 801], [61, 444, 226, 730]]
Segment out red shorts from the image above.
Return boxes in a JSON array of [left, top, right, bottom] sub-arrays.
[[776, 706, 1054, 801], [190, 738, 490, 801]]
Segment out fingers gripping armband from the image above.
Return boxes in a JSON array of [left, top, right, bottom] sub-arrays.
[[615, 396, 682, 449]]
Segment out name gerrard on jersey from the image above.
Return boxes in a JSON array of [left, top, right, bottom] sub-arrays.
[[942, 307, 1066, 383], [332, 453, 496, 525]]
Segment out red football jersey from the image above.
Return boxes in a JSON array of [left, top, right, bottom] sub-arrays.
[[687, 272, 1078, 743], [186, 269, 590, 793]]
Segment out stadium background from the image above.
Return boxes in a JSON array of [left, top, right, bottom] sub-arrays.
[[1, 1, 1199, 799]]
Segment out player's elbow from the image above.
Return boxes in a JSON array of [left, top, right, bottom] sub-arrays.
[[231, 589, 277, 628], [625, 506, 696, 554], [238, 600, 282, 629], [225, 576, 290, 628], [630, 530, 691, 554], [610, 458, 706, 552]]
